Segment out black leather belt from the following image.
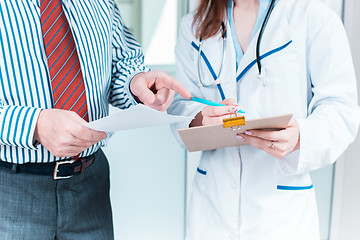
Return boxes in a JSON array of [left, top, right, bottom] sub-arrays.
[[0, 151, 97, 180]]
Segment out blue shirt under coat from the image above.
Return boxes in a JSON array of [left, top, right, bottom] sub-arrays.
[[228, 0, 272, 70]]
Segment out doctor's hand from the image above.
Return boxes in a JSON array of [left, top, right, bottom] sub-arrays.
[[236, 117, 300, 159], [190, 99, 239, 127], [130, 71, 191, 112], [34, 109, 108, 158]]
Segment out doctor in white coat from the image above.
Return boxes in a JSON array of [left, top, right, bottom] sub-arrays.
[[168, 0, 360, 239]]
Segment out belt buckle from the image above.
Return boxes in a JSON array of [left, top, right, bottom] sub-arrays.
[[53, 160, 75, 180]]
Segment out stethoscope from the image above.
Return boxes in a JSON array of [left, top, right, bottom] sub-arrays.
[[197, 0, 276, 88]]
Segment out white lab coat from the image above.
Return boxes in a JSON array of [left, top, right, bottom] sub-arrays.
[[168, 0, 360, 239]]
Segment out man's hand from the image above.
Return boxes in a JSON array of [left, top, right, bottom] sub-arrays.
[[34, 109, 108, 158], [130, 71, 191, 111]]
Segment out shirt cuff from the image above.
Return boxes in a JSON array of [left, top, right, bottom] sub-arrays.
[[0, 105, 42, 150]]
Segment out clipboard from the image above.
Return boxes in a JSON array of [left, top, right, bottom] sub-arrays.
[[178, 113, 293, 152]]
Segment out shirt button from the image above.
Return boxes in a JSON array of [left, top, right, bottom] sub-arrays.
[[231, 184, 239, 190]]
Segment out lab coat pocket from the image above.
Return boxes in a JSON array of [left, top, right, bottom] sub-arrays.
[[276, 171, 313, 191], [193, 163, 208, 192], [196, 167, 207, 176], [186, 160, 210, 235], [189, 151, 209, 195], [273, 172, 318, 239]]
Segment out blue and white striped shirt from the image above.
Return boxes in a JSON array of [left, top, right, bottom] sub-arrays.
[[0, 0, 148, 164]]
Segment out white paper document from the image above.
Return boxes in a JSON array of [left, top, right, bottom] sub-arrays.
[[84, 105, 193, 132]]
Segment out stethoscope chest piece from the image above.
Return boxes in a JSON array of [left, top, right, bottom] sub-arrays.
[[255, 0, 276, 88], [257, 67, 268, 87]]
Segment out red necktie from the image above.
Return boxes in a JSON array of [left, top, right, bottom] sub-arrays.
[[40, 0, 89, 121]]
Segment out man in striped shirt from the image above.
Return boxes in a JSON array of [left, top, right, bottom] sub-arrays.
[[0, 0, 190, 239]]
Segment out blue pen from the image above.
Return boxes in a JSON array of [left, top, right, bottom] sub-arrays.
[[190, 97, 245, 113]]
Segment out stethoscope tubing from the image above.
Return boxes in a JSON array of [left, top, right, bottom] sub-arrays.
[[197, 23, 227, 87], [256, 0, 276, 77], [197, 0, 276, 88]]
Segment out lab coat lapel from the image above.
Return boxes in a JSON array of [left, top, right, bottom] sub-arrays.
[[236, 1, 292, 80]]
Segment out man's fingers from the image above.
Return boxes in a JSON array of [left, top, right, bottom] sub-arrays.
[[35, 109, 108, 158], [156, 72, 191, 99], [68, 137, 100, 148], [130, 73, 156, 104], [153, 88, 173, 105], [144, 88, 175, 112], [130, 71, 190, 106], [133, 82, 156, 105], [71, 125, 107, 143], [53, 146, 87, 158], [60, 114, 107, 144]]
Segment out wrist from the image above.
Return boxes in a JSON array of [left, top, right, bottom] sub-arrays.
[[33, 109, 44, 143], [129, 72, 146, 104]]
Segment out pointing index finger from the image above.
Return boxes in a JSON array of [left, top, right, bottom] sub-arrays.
[[157, 72, 191, 99]]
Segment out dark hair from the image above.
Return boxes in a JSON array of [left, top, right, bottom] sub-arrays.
[[193, 0, 228, 40]]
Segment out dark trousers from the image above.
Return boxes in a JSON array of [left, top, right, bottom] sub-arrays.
[[0, 149, 114, 240]]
